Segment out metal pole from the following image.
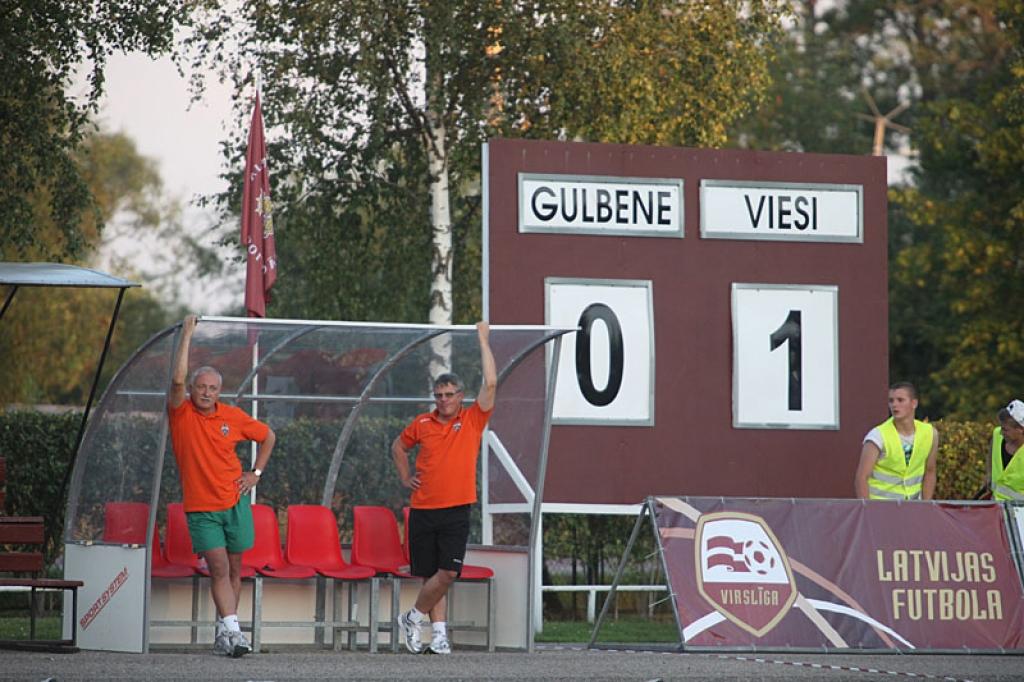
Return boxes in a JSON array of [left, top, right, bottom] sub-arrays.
[[526, 335, 562, 652], [0, 285, 17, 321], [588, 499, 650, 648], [141, 327, 179, 653]]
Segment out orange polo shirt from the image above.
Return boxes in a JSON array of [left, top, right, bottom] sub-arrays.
[[401, 402, 492, 509], [168, 399, 269, 512]]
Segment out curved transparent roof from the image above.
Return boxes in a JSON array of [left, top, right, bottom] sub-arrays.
[[64, 317, 571, 545], [0, 262, 138, 288]]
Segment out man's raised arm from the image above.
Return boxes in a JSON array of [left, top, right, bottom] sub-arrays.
[[169, 315, 197, 409], [476, 321, 497, 413]]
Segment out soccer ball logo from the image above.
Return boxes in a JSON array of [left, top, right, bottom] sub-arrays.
[[742, 540, 777, 575]]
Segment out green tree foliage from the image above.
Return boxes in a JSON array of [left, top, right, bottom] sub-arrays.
[[731, 0, 1008, 155], [524, 1, 786, 147], [187, 1, 786, 324], [0, 132, 186, 406], [888, 1, 1024, 418], [730, 1, 1022, 419], [0, 1, 192, 261], [729, 0, 876, 153]]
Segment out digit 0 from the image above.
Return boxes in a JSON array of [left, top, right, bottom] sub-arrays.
[[575, 303, 624, 406]]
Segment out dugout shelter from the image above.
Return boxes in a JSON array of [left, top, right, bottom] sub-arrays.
[[62, 317, 572, 652]]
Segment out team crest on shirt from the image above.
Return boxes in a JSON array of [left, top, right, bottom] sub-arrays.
[[453, 421, 462, 432], [221, 423, 230, 437]]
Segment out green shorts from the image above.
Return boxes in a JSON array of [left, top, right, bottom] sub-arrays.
[[186, 496, 253, 554]]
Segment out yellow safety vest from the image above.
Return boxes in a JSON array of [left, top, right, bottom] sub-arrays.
[[990, 427, 1024, 502], [868, 418, 933, 500]]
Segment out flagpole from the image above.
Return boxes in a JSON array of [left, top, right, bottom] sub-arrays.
[[250, 336, 259, 503], [250, 65, 261, 501]]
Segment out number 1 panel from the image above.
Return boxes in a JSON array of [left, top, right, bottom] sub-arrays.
[[732, 283, 839, 430]]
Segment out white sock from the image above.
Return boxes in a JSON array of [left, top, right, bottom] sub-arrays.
[[432, 621, 447, 639], [221, 614, 241, 633], [408, 608, 425, 624]]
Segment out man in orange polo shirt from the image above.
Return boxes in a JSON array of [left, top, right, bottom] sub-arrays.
[[168, 315, 276, 658], [392, 321, 496, 654]]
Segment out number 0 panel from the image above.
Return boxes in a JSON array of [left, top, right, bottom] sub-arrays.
[[545, 278, 655, 426], [732, 283, 839, 430]]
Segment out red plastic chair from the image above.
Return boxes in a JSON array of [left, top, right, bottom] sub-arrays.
[[245, 504, 315, 579], [151, 531, 194, 579], [103, 501, 192, 578], [351, 506, 413, 577], [352, 506, 415, 652], [241, 504, 316, 651], [164, 503, 204, 572], [285, 505, 375, 580], [285, 505, 379, 651], [103, 501, 150, 544]]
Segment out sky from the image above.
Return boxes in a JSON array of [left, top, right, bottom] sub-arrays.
[[91, 52, 244, 313]]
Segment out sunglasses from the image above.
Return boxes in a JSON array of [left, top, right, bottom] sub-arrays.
[[433, 390, 461, 399]]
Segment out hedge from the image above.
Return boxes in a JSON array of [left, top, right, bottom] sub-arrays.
[[933, 418, 993, 500], [0, 410, 1003, 571], [0, 409, 80, 567]]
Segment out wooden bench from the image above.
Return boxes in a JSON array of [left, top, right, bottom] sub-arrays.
[[0, 457, 84, 652]]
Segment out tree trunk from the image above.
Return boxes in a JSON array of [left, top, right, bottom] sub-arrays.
[[426, 106, 453, 378]]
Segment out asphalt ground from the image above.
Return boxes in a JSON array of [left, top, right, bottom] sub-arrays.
[[3, 645, 1023, 682]]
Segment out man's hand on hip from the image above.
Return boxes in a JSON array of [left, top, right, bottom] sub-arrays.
[[236, 471, 260, 495]]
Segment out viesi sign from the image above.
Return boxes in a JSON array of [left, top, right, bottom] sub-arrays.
[[701, 180, 862, 242], [519, 173, 683, 237]]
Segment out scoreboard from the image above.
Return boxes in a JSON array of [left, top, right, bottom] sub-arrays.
[[484, 139, 888, 503]]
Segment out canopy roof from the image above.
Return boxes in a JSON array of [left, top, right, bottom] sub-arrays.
[[0, 262, 138, 288], [64, 316, 572, 547]]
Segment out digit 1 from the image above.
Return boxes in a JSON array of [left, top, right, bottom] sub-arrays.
[[575, 303, 624, 406], [769, 310, 802, 411]]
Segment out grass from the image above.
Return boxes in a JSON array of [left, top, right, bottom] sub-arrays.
[[1, 615, 677, 645], [0, 615, 62, 640], [537, 617, 679, 643]]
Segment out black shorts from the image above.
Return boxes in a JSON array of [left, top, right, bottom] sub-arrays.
[[408, 504, 470, 578]]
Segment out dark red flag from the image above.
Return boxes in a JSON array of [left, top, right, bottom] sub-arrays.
[[241, 94, 277, 318]]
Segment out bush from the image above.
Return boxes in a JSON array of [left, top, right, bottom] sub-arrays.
[[933, 419, 992, 500], [0, 408, 998, 574], [0, 409, 80, 567]]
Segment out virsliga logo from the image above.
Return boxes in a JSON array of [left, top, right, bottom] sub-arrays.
[[694, 511, 796, 637]]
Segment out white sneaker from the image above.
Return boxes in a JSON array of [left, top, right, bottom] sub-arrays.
[[229, 630, 252, 657], [427, 634, 451, 655], [213, 631, 233, 656], [397, 610, 423, 654]]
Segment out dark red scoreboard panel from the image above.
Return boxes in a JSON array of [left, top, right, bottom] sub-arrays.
[[485, 138, 888, 502]]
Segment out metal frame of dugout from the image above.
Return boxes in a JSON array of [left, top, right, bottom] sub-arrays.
[[62, 316, 574, 653]]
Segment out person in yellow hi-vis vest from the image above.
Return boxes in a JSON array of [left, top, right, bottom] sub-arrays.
[[854, 382, 939, 500], [989, 399, 1024, 501]]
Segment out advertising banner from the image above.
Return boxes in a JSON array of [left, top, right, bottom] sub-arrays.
[[655, 497, 1024, 651]]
